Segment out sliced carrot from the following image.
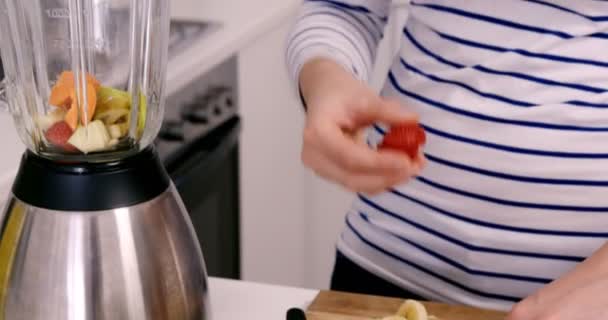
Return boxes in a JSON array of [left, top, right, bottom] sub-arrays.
[[65, 82, 97, 131], [57, 71, 100, 90], [49, 71, 100, 109], [65, 101, 78, 130], [86, 74, 100, 90], [49, 70, 100, 130], [83, 83, 97, 123], [56, 71, 73, 88], [49, 83, 72, 109]]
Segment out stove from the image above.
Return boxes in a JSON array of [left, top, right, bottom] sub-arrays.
[[159, 19, 237, 168]]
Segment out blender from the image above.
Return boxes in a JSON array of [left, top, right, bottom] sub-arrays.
[[0, 0, 210, 319]]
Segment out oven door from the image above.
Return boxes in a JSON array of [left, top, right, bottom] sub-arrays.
[[163, 115, 241, 279]]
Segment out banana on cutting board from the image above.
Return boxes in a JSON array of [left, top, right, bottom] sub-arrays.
[[380, 300, 438, 320]]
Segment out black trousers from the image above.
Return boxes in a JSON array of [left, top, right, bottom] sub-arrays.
[[330, 251, 426, 300]]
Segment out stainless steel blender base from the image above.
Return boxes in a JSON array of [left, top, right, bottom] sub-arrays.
[[0, 185, 210, 320]]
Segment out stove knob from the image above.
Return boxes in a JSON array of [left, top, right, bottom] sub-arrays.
[[159, 120, 185, 141], [183, 110, 209, 124], [225, 97, 234, 108], [182, 100, 210, 124], [212, 105, 222, 116]]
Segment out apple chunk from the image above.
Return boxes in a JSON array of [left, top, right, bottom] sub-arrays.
[[68, 120, 111, 153]]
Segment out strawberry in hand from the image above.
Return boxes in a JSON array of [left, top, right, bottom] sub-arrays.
[[379, 122, 426, 160]]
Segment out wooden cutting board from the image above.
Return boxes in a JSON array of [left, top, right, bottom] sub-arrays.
[[306, 291, 507, 320]]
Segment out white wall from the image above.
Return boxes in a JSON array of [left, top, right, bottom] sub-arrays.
[[238, 18, 351, 290], [238, 1, 410, 290], [237, 11, 352, 290], [238, 21, 309, 287]]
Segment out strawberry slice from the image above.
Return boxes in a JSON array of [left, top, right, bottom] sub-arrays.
[[378, 122, 426, 159], [45, 121, 76, 152]]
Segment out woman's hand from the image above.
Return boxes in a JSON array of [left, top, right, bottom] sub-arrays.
[[508, 275, 608, 320], [299, 58, 424, 195], [508, 243, 608, 319]]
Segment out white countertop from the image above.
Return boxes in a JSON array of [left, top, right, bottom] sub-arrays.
[[167, 0, 300, 94], [209, 277, 318, 319]]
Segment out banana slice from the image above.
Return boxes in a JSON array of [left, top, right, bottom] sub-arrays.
[[381, 316, 407, 320], [396, 300, 428, 320]]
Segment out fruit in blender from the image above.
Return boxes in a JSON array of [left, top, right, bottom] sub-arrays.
[[108, 139, 119, 147], [95, 89, 146, 139], [107, 124, 124, 139], [378, 122, 426, 159], [97, 86, 131, 112], [94, 108, 130, 125], [55, 71, 100, 90], [48, 85, 72, 109], [44, 121, 76, 151], [68, 120, 111, 153], [49, 71, 100, 109], [65, 71, 100, 89], [65, 82, 97, 130], [36, 108, 66, 131], [46, 70, 150, 153]]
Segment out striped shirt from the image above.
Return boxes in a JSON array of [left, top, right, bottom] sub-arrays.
[[286, 0, 608, 311]]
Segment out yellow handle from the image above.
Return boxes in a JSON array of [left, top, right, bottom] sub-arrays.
[[0, 202, 26, 319]]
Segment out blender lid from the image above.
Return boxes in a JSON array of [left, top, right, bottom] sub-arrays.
[[12, 147, 171, 211]]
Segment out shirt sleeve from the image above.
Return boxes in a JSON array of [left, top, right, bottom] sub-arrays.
[[286, 0, 392, 87]]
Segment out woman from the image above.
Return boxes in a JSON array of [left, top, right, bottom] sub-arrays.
[[285, 1, 608, 319]]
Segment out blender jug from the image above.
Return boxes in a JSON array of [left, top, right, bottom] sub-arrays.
[[0, 1, 211, 319], [0, 0, 168, 162]]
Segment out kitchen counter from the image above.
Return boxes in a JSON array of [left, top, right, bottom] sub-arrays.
[[209, 277, 318, 319], [167, 0, 300, 95]]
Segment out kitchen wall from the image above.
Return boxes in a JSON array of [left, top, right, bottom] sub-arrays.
[[238, 21, 309, 287], [237, 1, 410, 290], [238, 20, 351, 289]]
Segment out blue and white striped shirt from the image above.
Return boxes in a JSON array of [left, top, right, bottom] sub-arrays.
[[286, 0, 608, 311]]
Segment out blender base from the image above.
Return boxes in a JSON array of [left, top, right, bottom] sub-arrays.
[[0, 148, 210, 319]]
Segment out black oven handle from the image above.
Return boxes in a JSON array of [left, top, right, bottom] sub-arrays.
[[164, 115, 241, 184]]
